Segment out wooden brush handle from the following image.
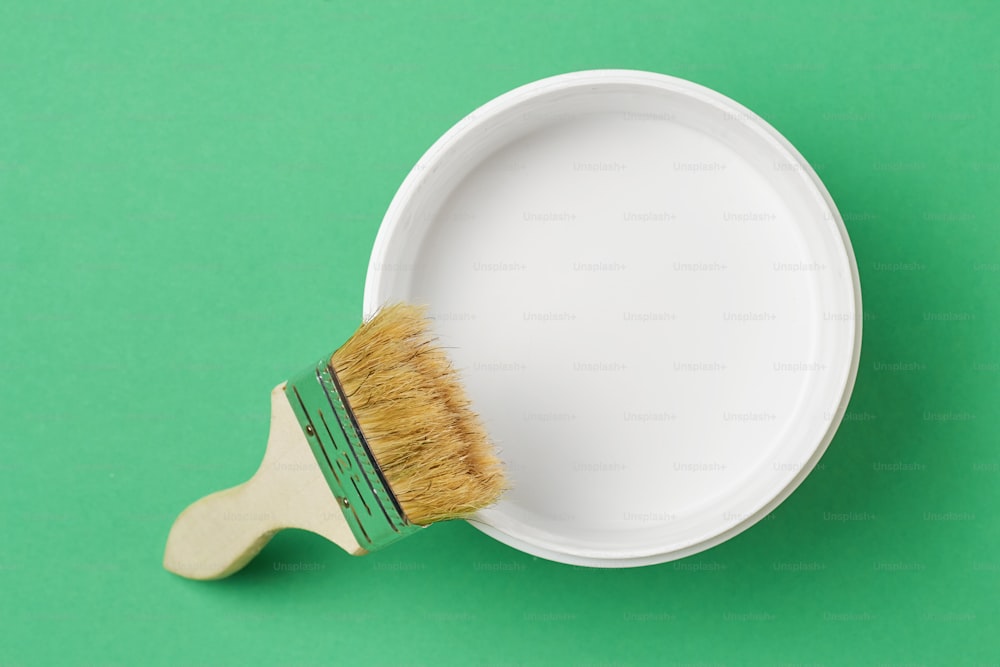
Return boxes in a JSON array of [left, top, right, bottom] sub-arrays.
[[163, 384, 364, 580], [163, 476, 282, 580]]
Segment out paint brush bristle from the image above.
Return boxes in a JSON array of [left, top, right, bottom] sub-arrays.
[[330, 303, 506, 526]]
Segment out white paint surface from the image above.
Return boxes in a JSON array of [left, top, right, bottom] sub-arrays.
[[364, 70, 862, 567]]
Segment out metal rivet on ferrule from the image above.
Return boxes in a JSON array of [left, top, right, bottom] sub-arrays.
[[305, 424, 316, 436]]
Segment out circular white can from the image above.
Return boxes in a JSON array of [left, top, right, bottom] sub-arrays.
[[364, 70, 862, 567]]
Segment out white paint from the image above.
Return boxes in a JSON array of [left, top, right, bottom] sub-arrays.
[[364, 70, 862, 567]]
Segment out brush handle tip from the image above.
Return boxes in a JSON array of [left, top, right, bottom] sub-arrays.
[[163, 384, 363, 580]]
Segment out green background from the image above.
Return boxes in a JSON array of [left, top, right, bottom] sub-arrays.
[[2, 1, 998, 665]]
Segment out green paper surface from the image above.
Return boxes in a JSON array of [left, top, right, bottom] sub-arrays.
[[1, 1, 997, 665]]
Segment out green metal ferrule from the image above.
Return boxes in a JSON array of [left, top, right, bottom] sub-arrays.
[[285, 358, 421, 552]]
